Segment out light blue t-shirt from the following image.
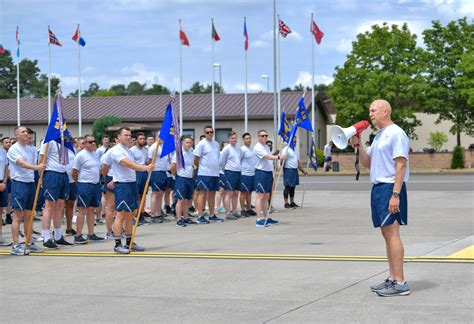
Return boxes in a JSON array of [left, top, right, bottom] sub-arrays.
[[110, 144, 136, 182], [72, 149, 101, 184], [194, 139, 220, 177], [7, 143, 36, 183]]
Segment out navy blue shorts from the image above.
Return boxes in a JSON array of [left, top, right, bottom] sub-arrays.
[[224, 170, 241, 191], [136, 171, 148, 194], [166, 176, 175, 190], [254, 170, 273, 193], [195, 175, 219, 192], [77, 182, 102, 208], [65, 182, 78, 201], [103, 175, 114, 193], [0, 182, 8, 207], [324, 156, 332, 162], [115, 182, 138, 212], [11, 181, 35, 211], [283, 168, 300, 188], [43, 171, 69, 201], [174, 176, 194, 200], [240, 175, 255, 192], [7, 178, 12, 193], [371, 182, 408, 228], [218, 174, 225, 189], [150, 171, 168, 192]]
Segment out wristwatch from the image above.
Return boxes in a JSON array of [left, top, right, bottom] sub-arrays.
[[392, 191, 400, 198]]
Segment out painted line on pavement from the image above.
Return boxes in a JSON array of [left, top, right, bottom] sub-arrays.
[[448, 245, 474, 259]]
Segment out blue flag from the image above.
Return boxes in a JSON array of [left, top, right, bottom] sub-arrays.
[[287, 124, 298, 150], [309, 138, 318, 171], [278, 112, 292, 144], [159, 102, 176, 158], [295, 97, 313, 132], [44, 95, 75, 164]]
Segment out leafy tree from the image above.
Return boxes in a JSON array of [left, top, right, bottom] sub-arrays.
[[0, 49, 16, 99], [428, 131, 448, 151], [145, 83, 170, 95], [110, 84, 127, 96], [126, 81, 146, 96], [184, 81, 222, 94], [92, 115, 122, 141], [83, 82, 101, 97], [451, 145, 465, 169], [328, 23, 425, 139], [422, 18, 474, 146]]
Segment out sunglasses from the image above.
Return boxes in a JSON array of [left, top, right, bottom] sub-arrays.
[[259, 134, 268, 137], [206, 131, 214, 134], [87, 140, 96, 144]]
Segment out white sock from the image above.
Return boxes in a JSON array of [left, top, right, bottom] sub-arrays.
[[396, 280, 406, 285], [42, 230, 51, 242], [54, 228, 62, 240]]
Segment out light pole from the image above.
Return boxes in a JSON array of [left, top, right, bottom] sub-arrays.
[[213, 63, 222, 93], [261, 74, 270, 93]]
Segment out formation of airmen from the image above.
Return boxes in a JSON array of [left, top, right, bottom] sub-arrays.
[[0, 125, 307, 255]]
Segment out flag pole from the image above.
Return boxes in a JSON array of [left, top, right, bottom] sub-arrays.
[[311, 13, 315, 136], [211, 18, 216, 132], [48, 26, 52, 121], [272, 0, 278, 144], [16, 26, 20, 126], [77, 24, 82, 137], [277, 14, 281, 133], [244, 17, 248, 133], [179, 19, 184, 133]]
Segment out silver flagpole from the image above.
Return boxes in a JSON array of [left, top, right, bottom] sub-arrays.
[[78, 24, 82, 136], [211, 18, 215, 131], [277, 14, 281, 133], [244, 17, 248, 133], [16, 26, 20, 126], [48, 25, 52, 121], [272, 0, 277, 143], [311, 13, 315, 135], [179, 19, 183, 133]]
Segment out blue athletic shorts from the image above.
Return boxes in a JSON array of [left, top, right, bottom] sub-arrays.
[[240, 175, 255, 192], [136, 171, 148, 194], [0, 181, 8, 207], [7, 178, 12, 193], [218, 174, 225, 189], [77, 182, 102, 208], [166, 176, 175, 190], [371, 182, 408, 228], [254, 170, 273, 193], [174, 176, 194, 200], [11, 180, 35, 211], [195, 175, 219, 192], [103, 175, 114, 193], [224, 170, 241, 191], [65, 182, 78, 201], [115, 182, 138, 212], [150, 171, 168, 192], [283, 168, 300, 188], [42, 171, 69, 201]]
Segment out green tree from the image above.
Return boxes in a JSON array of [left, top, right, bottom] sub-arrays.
[[83, 82, 101, 97], [422, 18, 474, 146], [126, 81, 146, 96], [427, 131, 448, 151], [328, 23, 425, 139], [110, 84, 127, 96], [451, 145, 465, 169], [145, 83, 170, 95], [0, 49, 16, 99], [92, 115, 122, 141], [184, 81, 222, 94]]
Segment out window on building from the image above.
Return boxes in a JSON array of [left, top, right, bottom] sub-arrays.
[[182, 129, 195, 140], [215, 128, 232, 145]]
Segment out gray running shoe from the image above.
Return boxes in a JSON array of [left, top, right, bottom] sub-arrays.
[[370, 278, 394, 292], [114, 244, 130, 254], [27, 242, 44, 253], [129, 242, 145, 252], [0, 238, 12, 246], [11, 244, 29, 256], [87, 234, 105, 242], [104, 232, 114, 240], [74, 235, 89, 245], [376, 281, 410, 297], [225, 213, 238, 220]]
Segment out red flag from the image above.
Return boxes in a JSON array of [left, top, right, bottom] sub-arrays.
[[0, 45, 5, 55], [49, 27, 62, 46], [212, 21, 220, 41], [180, 28, 190, 46], [311, 19, 324, 44], [278, 18, 292, 38]]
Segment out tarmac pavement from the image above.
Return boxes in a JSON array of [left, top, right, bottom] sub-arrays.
[[0, 174, 472, 323]]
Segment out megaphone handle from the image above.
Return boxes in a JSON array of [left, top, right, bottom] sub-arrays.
[[355, 146, 360, 181]]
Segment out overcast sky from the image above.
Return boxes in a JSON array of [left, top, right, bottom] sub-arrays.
[[1, 0, 472, 96]]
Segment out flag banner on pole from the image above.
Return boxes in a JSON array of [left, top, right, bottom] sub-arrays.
[[212, 21, 220, 41], [49, 27, 62, 46], [16, 27, 20, 57], [170, 97, 185, 170], [72, 26, 86, 46], [310, 19, 324, 44], [287, 124, 297, 150], [309, 137, 319, 170], [44, 95, 75, 164], [278, 18, 292, 38], [295, 97, 314, 132], [180, 27, 190, 46], [0, 45, 5, 55], [243, 19, 248, 50], [159, 100, 177, 158], [278, 112, 291, 143]]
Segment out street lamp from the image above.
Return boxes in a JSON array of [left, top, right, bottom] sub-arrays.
[[213, 63, 222, 93], [261, 74, 269, 93]]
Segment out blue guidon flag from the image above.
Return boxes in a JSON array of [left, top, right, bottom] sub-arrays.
[[294, 97, 313, 132]]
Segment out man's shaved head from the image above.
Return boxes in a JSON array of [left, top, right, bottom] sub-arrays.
[[370, 99, 392, 115]]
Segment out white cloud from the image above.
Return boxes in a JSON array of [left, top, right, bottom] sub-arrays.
[[251, 40, 268, 48], [295, 72, 334, 87], [421, 0, 474, 16], [111, 63, 166, 87], [336, 39, 353, 53], [234, 82, 265, 92], [287, 31, 303, 41], [356, 20, 424, 36]]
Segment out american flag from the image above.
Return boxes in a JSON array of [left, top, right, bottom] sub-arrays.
[[278, 18, 292, 38], [49, 27, 62, 46]]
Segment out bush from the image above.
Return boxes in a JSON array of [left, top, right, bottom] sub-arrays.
[[316, 149, 324, 167], [451, 145, 465, 169], [92, 116, 122, 141], [428, 132, 448, 151]]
